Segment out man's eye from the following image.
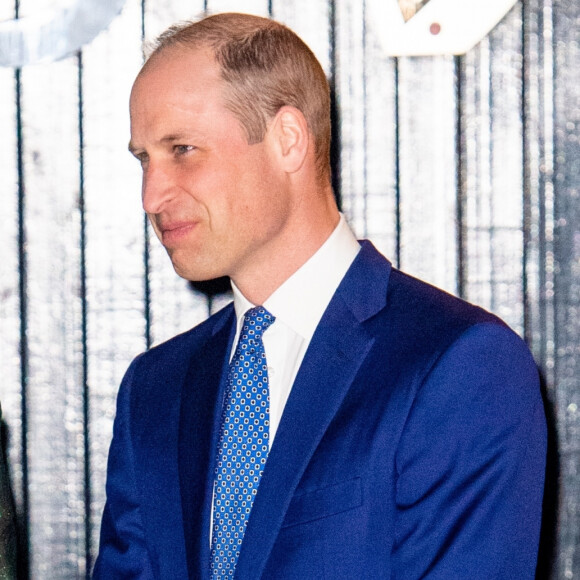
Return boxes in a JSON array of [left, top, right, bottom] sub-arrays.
[[174, 145, 194, 155]]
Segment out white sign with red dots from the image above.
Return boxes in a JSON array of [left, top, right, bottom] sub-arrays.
[[368, 0, 519, 56]]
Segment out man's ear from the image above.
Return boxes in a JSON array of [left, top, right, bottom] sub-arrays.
[[268, 106, 309, 174]]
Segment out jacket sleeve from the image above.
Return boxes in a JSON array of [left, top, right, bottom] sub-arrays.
[[392, 322, 547, 579], [93, 357, 155, 580]]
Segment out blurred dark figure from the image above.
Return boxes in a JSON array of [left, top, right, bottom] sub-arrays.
[[0, 404, 16, 580]]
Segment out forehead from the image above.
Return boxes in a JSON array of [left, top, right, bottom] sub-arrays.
[[128, 47, 242, 148], [131, 46, 224, 112]]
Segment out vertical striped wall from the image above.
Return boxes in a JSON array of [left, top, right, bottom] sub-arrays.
[[0, 0, 578, 577]]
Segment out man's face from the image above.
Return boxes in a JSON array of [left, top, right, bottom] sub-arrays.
[[129, 48, 291, 283]]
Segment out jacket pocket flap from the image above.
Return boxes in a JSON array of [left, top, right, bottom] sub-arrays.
[[282, 477, 362, 528]]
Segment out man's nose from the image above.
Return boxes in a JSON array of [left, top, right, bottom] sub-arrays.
[[141, 163, 175, 214]]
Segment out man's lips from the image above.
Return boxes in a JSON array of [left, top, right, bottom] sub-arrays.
[[159, 221, 196, 245]]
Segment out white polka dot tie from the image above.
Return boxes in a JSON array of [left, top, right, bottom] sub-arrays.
[[210, 306, 275, 578]]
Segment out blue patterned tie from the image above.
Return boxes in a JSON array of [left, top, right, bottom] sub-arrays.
[[210, 306, 275, 578]]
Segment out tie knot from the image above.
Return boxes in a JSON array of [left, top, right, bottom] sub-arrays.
[[242, 306, 275, 339]]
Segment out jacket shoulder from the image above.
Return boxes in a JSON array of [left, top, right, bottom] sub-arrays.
[[387, 268, 505, 332], [140, 302, 234, 365], [375, 267, 525, 374]]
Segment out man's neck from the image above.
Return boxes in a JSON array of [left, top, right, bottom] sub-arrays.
[[232, 209, 341, 305]]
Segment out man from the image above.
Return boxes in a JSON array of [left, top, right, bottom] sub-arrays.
[[94, 12, 546, 579]]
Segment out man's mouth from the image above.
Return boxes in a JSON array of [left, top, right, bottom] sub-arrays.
[[159, 221, 196, 245]]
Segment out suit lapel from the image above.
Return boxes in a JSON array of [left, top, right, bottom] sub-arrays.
[[235, 241, 392, 578], [179, 306, 236, 580]]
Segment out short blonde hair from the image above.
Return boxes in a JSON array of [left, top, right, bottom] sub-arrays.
[[146, 12, 331, 180]]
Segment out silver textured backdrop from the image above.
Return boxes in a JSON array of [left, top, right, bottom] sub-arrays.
[[0, 0, 578, 577]]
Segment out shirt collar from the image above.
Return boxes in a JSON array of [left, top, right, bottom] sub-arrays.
[[231, 214, 360, 342]]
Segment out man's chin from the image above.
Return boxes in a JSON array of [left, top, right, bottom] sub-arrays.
[[171, 261, 230, 292], [173, 263, 215, 282]]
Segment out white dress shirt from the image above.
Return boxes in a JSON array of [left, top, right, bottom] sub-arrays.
[[230, 214, 361, 447]]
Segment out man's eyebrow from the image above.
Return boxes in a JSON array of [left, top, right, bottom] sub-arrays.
[[159, 133, 190, 144], [128, 133, 193, 153]]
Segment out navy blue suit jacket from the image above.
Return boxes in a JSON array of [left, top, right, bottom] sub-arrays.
[[94, 241, 546, 579]]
